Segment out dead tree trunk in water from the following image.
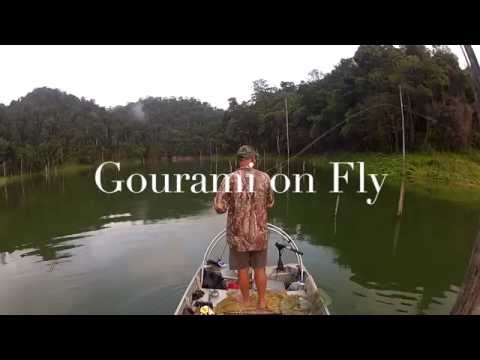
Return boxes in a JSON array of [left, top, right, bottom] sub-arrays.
[[462, 45, 480, 127], [276, 129, 281, 156], [451, 45, 480, 315], [464, 46, 480, 99], [215, 145, 218, 175], [407, 93, 415, 146], [263, 149, 266, 170], [451, 226, 480, 314], [397, 86, 406, 217], [285, 97, 290, 176]]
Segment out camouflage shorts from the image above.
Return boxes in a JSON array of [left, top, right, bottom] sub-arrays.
[[229, 247, 267, 270]]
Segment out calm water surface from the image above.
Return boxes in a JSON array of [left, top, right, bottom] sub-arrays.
[[0, 160, 478, 314]]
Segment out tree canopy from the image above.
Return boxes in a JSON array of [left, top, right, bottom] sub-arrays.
[[0, 45, 478, 177]]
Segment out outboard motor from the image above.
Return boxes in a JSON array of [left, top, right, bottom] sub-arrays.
[[275, 242, 286, 272]]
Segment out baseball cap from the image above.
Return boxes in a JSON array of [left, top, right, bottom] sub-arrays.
[[237, 145, 259, 160]]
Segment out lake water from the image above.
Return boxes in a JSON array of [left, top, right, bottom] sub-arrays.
[[0, 159, 478, 314]]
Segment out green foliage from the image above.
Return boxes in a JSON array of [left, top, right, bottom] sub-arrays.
[[218, 46, 476, 156], [0, 46, 478, 177], [0, 88, 223, 174]]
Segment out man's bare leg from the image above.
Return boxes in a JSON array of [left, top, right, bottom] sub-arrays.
[[254, 267, 267, 309], [237, 268, 250, 304]]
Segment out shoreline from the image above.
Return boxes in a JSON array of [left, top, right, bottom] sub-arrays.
[[3, 152, 480, 193], [0, 163, 94, 188], [304, 152, 480, 189], [0, 159, 147, 189]]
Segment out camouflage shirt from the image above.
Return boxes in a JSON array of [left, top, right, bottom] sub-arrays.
[[213, 168, 275, 252]]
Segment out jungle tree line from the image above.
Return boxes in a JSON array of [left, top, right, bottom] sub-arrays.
[[0, 45, 478, 177], [222, 45, 478, 155], [0, 89, 224, 176]]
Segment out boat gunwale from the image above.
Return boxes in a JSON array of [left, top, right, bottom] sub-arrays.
[[174, 223, 331, 315], [174, 264, 330, 315]]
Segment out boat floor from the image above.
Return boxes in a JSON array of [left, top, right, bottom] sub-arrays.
[[193, 287, 308, 315], [177, 263, 329, 315]]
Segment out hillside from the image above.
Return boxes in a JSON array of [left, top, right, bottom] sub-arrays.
[[0, 45, 479, 178]]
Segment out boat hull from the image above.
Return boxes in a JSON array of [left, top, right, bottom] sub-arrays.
[[174, 263, 330, 315]]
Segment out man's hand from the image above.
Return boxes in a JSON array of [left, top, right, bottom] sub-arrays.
[[214, 203, 227, 214]]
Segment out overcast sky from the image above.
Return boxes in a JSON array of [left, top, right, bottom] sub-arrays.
[[0, 45, 478, 110]]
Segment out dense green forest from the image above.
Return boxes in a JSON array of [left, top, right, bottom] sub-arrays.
[[0, 45, 478, 177]]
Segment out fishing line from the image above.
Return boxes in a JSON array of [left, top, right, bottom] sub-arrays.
[[265, 103, 440, 174], [219, 238, 228, 261]]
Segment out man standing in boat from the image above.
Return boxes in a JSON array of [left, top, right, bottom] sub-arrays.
[[213, 145, 274, 309]]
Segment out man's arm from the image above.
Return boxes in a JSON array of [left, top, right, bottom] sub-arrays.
[[213, 177, 230, 214]]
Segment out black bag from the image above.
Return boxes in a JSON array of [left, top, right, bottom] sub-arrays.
[[202, 269, 225, 289], [192, 289, 205, 301], [193, 301, 214, 308]]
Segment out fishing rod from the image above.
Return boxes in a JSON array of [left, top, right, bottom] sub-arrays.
[[265, 102, 441, 174]]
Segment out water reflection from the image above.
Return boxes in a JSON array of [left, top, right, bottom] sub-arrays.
[[392, 217, 401, 257], [268, 168, 477, 314], [0, 165, 214, 264], [0, 160, 478, 314]]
